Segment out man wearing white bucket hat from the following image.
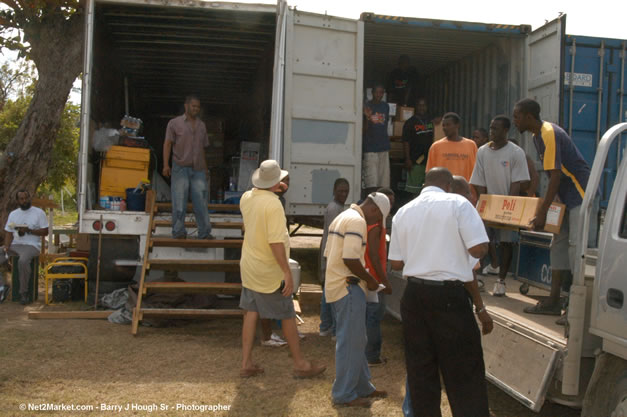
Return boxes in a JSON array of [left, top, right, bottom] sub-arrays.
[[324, 192, 390, 408], [239, 159, 326, 379]]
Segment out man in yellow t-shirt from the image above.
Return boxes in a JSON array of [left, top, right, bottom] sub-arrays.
[[426, 112, 477, 182], [238, 159, 325, 379]]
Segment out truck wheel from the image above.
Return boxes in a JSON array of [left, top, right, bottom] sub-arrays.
[[581, 352, 627, 417], [519, 283, 529, 295]]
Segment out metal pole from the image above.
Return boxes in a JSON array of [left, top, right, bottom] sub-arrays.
[[595, 41, 605, 145], [77, 0, 95, 227], [619, 41, 626, 165], [94, 214, 103, 310], [568, 39, 576, 137]]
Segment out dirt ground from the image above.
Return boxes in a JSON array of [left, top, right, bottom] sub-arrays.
[[0, 231, 579, 417]]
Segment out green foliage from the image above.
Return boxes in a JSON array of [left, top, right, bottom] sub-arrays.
[[0, 91, 79, 193]]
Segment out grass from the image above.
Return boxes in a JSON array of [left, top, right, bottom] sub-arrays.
[[0, 238, 580, 417], [53, 210, 78, 227]]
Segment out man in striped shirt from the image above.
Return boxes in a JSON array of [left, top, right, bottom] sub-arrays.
[[513, 98, 597, 318]]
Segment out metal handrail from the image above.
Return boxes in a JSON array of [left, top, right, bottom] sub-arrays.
[[563, 122, 627, 396]]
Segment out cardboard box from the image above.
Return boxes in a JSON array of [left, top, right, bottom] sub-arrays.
[[393, 121, 405, 137], [398, 106, 414, 122], [476, 194, 565, 234], [433, 120, 444, 142]]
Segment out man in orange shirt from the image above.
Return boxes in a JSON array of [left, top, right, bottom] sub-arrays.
[[426, 112, 477, 182]]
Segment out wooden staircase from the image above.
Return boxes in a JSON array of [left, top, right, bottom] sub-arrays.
[[131, 192, 245, 335]]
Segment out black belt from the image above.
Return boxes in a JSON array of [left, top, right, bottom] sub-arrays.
[[346, 276, 360, 285], [408, 277, 464, 287]]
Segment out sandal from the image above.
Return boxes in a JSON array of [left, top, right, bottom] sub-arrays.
[[523, 302, 561, 316], [293, 362, 326, 379], [239, 365, 264, 378]]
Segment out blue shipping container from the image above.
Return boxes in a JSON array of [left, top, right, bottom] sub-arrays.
[[562, 35, 627, 207]]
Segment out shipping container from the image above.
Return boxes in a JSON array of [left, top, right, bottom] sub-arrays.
[[76, 2, 627, 412]]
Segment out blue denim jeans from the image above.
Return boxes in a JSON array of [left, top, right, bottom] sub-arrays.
[[319, 282, 336, 334], [171, 161, 211, 238], [330, 284, 376, 404], [365, 292, 386, 362], [402, 377, 414, 417]]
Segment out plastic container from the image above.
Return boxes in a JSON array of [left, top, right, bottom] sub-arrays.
[[125, 188, 146, 211]]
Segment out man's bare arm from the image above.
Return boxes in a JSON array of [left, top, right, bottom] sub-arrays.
[[162, 140, 173, 177], [343, 259, 379, 291], [532, 169, 560, 229], [390, 260, 404, 271], [269, 242, 293, 297], [464, 274, 493, 335], [468, 242, 488, 259]]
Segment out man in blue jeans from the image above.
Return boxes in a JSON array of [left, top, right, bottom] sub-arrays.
[[324, 193, 390, 408], [162, 95, 213, 239]]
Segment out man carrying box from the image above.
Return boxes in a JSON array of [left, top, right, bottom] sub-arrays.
[[513, 98, 598, 320], [470, 115, 529, 296]]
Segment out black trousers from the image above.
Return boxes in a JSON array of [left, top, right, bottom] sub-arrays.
[[401, 280, 489, 417]]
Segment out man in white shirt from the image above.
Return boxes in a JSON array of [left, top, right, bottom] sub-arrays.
[[1, 190, 48, 304], [389, 168, 493, 417]]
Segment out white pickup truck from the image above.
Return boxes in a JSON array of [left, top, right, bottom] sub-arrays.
[[387, 123, 627, 415]]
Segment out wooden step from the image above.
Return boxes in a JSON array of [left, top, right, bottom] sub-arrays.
[[147, 259, 240, 272], [153, 220, 243, 230], [143, 281, 242, 295], [155, 203, 239, 213], [139, 308, 244, 318], [150, 237, 243, 248]]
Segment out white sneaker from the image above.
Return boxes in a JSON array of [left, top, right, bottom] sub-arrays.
[[298, 331, 306, 340], [271, 332, 287, 343], [492, 279, 506, 297], [262, 333, 287, 347], [482, 264, 500, 275]]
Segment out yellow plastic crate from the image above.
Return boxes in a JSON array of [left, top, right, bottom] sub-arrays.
[[100, 146, 150, 198]]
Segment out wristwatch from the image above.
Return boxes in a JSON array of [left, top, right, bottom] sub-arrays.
[[475, 306, 486, 314]]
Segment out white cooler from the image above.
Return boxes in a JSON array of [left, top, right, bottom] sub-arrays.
[[289, 258, 301, 294]]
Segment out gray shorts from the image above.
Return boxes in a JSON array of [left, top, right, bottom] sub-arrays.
[[551, 199, 599, 271], [487, 227, 518, 244], [239, 287, 295, 320]]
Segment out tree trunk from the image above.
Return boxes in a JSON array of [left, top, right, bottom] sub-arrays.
[[0, 13, 83, 244]]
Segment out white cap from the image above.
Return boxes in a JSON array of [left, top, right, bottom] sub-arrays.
[[368, 192, 390, 219], [251, 160, 289, 189]]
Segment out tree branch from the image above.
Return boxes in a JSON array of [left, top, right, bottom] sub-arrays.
[[0, 0, 23, 12]]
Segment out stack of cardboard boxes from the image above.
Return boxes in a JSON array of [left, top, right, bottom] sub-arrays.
[[389, 105, 414, 161]]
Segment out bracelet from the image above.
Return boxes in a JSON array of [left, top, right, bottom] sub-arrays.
[[475, 306, 486, 314]]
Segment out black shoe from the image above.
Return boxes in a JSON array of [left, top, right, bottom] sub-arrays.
[[20, 294, 29, 305], [368, 357, 387, 367]]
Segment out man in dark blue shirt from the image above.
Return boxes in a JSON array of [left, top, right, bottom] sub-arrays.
[[513, 98, 598, 320], [363, 85, 390, 196], [402, 98, 434, 195]]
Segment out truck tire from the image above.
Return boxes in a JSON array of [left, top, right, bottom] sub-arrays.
[[581, 352, 627, 417]]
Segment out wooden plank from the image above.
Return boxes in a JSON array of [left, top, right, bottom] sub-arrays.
[[143, 282, 242, 295], [151, 238, 243, 248], [153, 220, 243, 230], [155, 202, 239, 212], [148, 260, 240, 272], [140, 308, 244, 318], [28, 311, 113, 320]]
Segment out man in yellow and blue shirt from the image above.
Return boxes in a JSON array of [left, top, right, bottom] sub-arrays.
[[513, 98, 598, 318]]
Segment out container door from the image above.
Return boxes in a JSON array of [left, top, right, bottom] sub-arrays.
[[282, 9, 364, 216], [524, 16, 566, 196], [525, 16, 566, 124], [268, 0, 288, 162]]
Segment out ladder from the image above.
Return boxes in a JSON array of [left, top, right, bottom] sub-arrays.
[[131, 191, 245, 335]]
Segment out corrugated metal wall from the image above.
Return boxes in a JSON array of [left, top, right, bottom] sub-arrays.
[[424, 37, 525, 137]]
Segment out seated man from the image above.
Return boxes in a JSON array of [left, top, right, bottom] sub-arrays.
[[1, 190, 48, 304]]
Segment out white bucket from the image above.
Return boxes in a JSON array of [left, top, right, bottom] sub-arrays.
[[289, 258, 301, 294]]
